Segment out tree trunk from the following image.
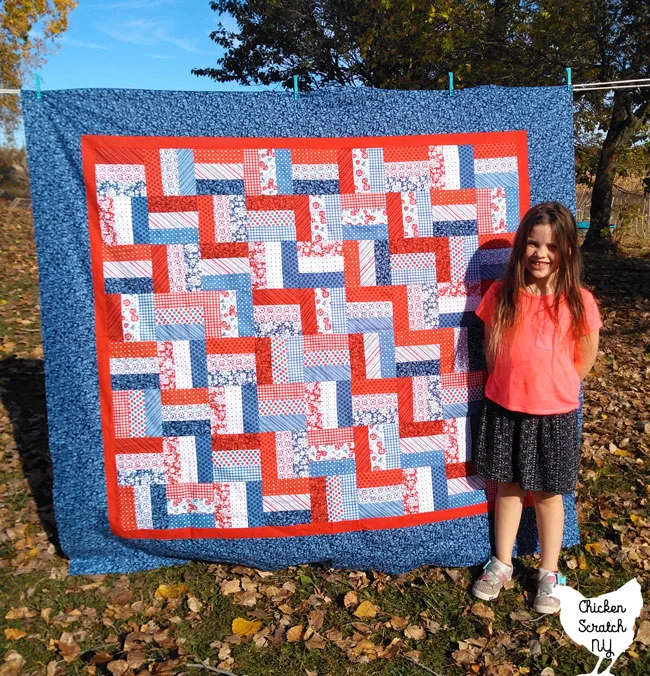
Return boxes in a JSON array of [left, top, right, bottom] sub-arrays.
[[584, 92, 649, 248], [584, 131, 618, 248]]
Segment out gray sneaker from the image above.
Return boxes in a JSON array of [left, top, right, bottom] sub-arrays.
[[534, 570, 566, 614], [472, 556, 514, 601]]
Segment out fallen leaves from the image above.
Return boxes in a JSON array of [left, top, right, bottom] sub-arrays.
[[286, 624, 303, 642], [308, 608, 325, 631], [350, 638, 383, 661], [343, 590, 358, 608], [186, 594, 202, 613], [4, 607, 35, 620], [90, 651, 114, 665], [471, 602, 495, 621], [390, 615, 409, 630], [353, 600, 379, 618], [0, 651, 25, 676], [636, 620, 650, 646], [53, 631, 82, 662], [510, 610, 533, 623], [2, 217, 650, 675], [219, 578, 241, 595], [106, 660, 130, 675], [303, 629, 325, 649], [232, 617, 262, 636], [154, 582, 187, 600], [404, 624, 426, 640], [3, 628, 26, 641]]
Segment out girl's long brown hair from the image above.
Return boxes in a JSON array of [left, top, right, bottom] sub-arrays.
[[488, 202, 586, 361]]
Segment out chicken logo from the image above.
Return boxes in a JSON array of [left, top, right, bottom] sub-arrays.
[[553, 578, 643, 675]]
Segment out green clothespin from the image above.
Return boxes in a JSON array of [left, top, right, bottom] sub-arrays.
[[566, 67, 572, 90], [293, 75, 299, 101], [35, 73, 42, 100], [448, 72, 454, 97]]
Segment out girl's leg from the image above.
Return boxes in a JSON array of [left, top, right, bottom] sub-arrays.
[[494, 481, 526, 566], [531, 491, 564, 571]]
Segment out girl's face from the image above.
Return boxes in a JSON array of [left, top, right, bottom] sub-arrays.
[[522, 223, 559, 285]]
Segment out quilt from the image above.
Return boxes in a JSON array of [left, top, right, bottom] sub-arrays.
[[22, 86, 578, 573]]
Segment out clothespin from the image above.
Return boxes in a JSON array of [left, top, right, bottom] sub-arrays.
[[448, 72, 454, 97], [35, 73, 42, 100], [293, 75, 299, 101], [566, 67, 572, 91]]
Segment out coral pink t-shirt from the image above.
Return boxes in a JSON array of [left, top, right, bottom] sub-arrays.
[[475, 281, 602, 415]]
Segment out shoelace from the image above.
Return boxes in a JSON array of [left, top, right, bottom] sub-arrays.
[[481, 562, 510, 584], [538, 574, 560, 597]]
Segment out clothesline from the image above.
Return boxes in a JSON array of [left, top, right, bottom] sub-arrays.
[[2, 77, 650, 96], [572, 77, 650, 92]]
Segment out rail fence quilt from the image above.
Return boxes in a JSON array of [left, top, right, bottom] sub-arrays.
[[22, 87, 579, 573]]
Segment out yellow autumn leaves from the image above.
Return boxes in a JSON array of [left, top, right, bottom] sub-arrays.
[[353, 600, 380, 618], [232, 617, 263, 636], [154, 582, 187, 600]]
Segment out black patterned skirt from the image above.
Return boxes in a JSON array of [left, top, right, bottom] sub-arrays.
[[472, 398, 580, 494]]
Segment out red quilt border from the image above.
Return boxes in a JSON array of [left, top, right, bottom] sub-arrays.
[[81, 131, 531, 540]]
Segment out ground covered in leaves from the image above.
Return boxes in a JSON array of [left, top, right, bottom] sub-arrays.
[[1, 202, 649, 675]]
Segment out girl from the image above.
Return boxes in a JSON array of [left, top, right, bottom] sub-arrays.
[[471, 202, 602, 614]]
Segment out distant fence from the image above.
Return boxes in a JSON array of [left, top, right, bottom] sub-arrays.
[[577, 185, 650, 238], [0, 192, 31, 209], [8, 197, 31, 209], [3, 179, 650, 238]]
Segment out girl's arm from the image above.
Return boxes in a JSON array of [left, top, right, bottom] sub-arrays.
[[574, 330, 600, 380]]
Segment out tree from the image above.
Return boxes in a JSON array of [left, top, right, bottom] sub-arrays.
[[194, 0, 650, 249], [0, 0, 77, 141], [192, 1, 465, 91], [563, 0, 649, 247]]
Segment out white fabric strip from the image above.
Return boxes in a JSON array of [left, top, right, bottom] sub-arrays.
[[264, 242, 284, 288], [178, 435, 199, 483], [134, 485, 153, 529], [416, 467, 434, 511], [229, 482, 249, 528], [194, 163, 244, 180], [172, 341, 193, 389], [110, 357, 159, 374], [430, 204, 477, 221], [441, 146, 460, 189], [113, 195, 134, 244], [395, 344, 441, 362], [149, 211, 199, 230], [201, 258, 251, 276], [263, 494, 311, 512], [162, 404, 211, 421], [474, 156, 518, 174], [104, 260, 152, 278], [447, 474, 485, 495], [364, 333, 381, 379], [292, 164, 339, 180], [297, 254, 345, 273], [321, 381, 339, 429], [224, 385, 244, 434], [358, 240, 377, 286], [400, 434, 448, 454], [116, 453, 165, 470]]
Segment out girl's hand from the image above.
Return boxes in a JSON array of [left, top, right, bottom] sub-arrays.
[[574, 330, 600, 380]]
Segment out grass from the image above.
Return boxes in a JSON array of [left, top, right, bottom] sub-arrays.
[[0, 202, 649, 675]]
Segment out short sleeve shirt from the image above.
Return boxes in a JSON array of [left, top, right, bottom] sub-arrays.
[[475, 281, 602, 414]]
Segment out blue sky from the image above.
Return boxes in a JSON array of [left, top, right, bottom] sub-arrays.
[[36, 0, 266, 92]]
